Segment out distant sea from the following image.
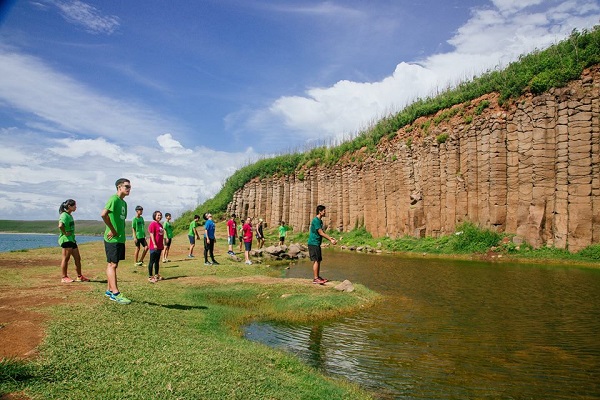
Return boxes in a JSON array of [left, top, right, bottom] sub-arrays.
[[0, 233, 104, 253]]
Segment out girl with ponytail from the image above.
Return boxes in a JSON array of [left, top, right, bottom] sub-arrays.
[[58, 199, 89, 283]]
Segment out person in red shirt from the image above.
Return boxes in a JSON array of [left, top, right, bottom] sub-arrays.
[[226, 214, 237, 256], [242, 217, 253, 265]]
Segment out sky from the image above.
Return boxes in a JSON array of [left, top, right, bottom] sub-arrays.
[[0, 0, 598, 221]]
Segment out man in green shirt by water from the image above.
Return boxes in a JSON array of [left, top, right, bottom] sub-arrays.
[[101, 178, 132, 304], [308, 205, 337, 285]]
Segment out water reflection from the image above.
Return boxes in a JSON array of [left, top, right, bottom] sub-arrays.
[[245, 250, 600, 399]]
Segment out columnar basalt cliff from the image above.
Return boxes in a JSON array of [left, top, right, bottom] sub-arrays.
[[228, 66, 600, 251]]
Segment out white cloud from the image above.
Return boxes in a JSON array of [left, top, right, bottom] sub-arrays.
[[53, 0, 120, 35], [0, 130, 257, 220], [254, 0, 600, 143], [0, 48, 180, 146], [157, 133, 193, 155]]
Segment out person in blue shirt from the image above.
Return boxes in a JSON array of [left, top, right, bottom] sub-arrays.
[[203, 212, 219, 265]]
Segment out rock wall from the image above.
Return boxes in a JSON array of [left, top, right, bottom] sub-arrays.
[[227, 66, 600, 251]]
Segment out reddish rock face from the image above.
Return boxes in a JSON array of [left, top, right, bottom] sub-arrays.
[[228, 66, 600, 252]]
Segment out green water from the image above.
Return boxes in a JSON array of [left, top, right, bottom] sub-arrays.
[[246, 250, 600, 399]]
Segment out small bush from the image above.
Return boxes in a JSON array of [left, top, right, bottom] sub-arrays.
[[449, 222, 501, 253], [475, 100, 490, 115], [436, 133, 449, 144]]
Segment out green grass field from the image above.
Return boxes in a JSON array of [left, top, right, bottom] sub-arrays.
[[0, 225, 380, 399]]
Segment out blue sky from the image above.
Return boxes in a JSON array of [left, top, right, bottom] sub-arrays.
[[0, 0, 598, 221]]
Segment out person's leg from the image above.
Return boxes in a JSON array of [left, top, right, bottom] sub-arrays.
[[148, 252, 155, 277], [107, 262, 118, 293], [209, 239, 216, 262], [203, 237, 209, 262], [140, 241, 148, 263], [312, 260, 321, 280], [72, 247, 82, 276], [155, 250, 161, 276], [134, 242, 140, 263], [61, 247, 72, 278], [163, 244, 170, 261], [189, 236, 195, 256]]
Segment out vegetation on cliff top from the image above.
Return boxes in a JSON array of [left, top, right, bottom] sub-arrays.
[[178, 26, 600, 229]]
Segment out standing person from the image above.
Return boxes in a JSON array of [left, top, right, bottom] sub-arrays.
[[57, 199, 89, 283], [203, 212, 218, 265], [188, 214, 201, 258], [101, 178, 132, 304], [308, 205, 337, 285], [162, 213, 174, 262], [226, 214, 237, 255], [238, 220, 244, 252], [278, 221, 288, 246], [147, 210, 165, 283], [242, 217, 253, 265], [132, 206, 148, 266], [255, 218, 265, 249]]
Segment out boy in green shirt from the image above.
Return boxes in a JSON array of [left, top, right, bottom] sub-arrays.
[[101, 178, 132, 304], [132, 205, 148, 266], [163, 213, 174, 262]]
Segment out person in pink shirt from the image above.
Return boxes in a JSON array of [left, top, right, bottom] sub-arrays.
[[147, 210, 165, 283]]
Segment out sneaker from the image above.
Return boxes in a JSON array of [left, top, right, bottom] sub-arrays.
[[155, 274, 164, 281], [162, 259, 167, 263], [317, 276, 329, 283], [109, 292, 132, 304], [61, 276, 74, 283], [104, 290, 112, 297], [75, 275, 90, 282], [227, 251, 234, 255], [135, 261, 143, 266], [204, 261, 213, 266], [188, 254, 194, 258], [148, 276, 157, 283], [312, 278, 326, 285], [211, 260, 220, 265], [245, 260, 252, 265]]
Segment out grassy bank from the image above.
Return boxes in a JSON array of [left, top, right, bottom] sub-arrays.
[[0, 225, 379, 399], [176, 26, 600, 225], [261, 222, 600, 267]]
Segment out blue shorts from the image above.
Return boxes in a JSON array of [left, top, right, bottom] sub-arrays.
[[188, 235, 196, 245], [244, 242, 252, 251]]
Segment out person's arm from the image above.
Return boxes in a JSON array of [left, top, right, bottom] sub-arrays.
[[58, 221, 69, 236], [149, 224, 157, 248], [132, 219, 138, 243], [317, 227, 337, 245], [101, 209, 118, 240], [194, 224, 200, 239]]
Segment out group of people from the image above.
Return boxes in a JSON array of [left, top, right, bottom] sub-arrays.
[[58, 177, 339, 306]]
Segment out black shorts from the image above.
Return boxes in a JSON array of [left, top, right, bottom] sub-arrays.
[[60, 241, 78, 249], [135, 238, 148, 248], [105, 241, 126, 264], [164, 238, 172, 247], [279, 237, 285, 242], [244, 242, 252, 251], [308, 245, 322, 262]]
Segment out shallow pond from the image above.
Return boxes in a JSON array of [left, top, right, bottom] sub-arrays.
[[245, 250, 600, 399]]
